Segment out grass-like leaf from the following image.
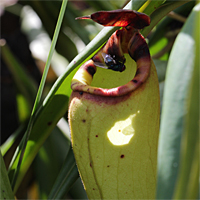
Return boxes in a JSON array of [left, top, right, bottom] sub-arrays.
[[0, 152, 15, 200], [8, 0, 68, 192]]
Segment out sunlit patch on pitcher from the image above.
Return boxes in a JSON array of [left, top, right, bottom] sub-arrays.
[[107, 112, 140, 146]]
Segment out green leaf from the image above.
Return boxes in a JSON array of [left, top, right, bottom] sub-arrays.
[[148, 1, 195, 47], [142, 0, 166, 16], [0, 152, 15, 200], [142, 0, 191, 38], [68, 178, 88, 199], [156, 3, 198, 199], [173, 3, 200, 199], [1, 124, 26, 156], [48, 148, 79, 199], [153, 59, 167, 82], [8, 93, 70, 193], [34, 127, 70, 199], [150, 37, 168, 60]]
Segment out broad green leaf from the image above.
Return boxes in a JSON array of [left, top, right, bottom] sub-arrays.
[[0, 152, 15, 200], [173, 3, 200, 199], [156, 3, 198, 199]]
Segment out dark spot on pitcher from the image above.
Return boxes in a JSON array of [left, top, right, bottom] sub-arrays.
[[120, 154, 125, 158]]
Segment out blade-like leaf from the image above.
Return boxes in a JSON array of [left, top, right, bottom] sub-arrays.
[[34, 127, 70, 199], [48, 148, 79, 199], [156, 3, 198, 199], [142, 0, 166, 16], [9, 0, 68, 192], [0, 152, 15, 200], [1, 124, 26, 156], [173, 3, 200, 199], [153, 59, 167, 82]]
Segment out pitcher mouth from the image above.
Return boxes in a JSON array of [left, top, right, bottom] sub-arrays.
[[71, 30, 151, 97], [71, 58, 150, 97]]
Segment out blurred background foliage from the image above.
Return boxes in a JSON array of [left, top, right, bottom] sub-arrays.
[[0, 0, 199, 199]]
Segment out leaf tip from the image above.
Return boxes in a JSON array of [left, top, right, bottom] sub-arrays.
[[75, 15, 91, 20]]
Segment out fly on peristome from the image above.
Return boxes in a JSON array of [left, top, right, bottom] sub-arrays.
[[93, 53, 126, 72]]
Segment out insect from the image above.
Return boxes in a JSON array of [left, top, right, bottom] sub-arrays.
[[93, 53, 126, 72]]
